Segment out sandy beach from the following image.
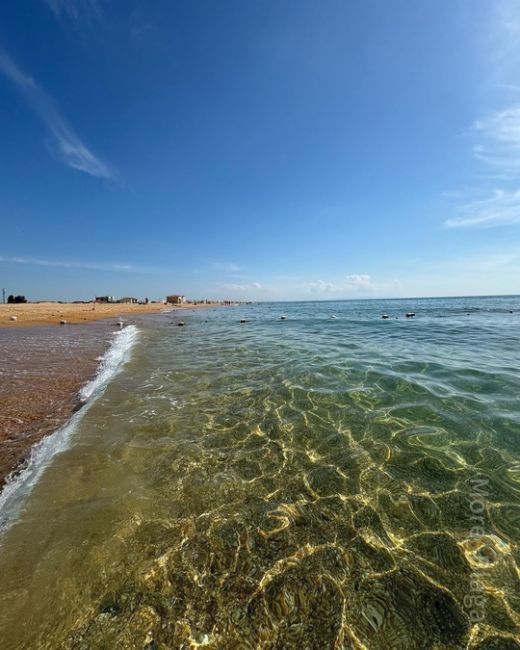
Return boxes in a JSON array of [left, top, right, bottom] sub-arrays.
[[0, 321, 113, 487], [0, 301, 222, 485], [0, 301, 218, 327]]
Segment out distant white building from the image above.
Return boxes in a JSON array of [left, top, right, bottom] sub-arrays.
[[166, 294, 186, 304]]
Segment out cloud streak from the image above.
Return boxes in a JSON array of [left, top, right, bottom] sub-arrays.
[[220, 281, 261, 292], [0, 256, 137, 272], [0, 49, 113, 178], [306, 274, 375, 294], [211, 261, 242, 273], [445, 188, 520, 228], [303, 274, 404, 298], [472, 107, 520, 178], [45, 0, 102, 21], [444, 107, 520, 228], [444, 5, 520, 229]]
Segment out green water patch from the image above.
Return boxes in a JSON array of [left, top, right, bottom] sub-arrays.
[[0, 300, 519, 648]]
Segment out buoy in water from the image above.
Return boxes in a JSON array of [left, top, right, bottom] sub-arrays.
[[382, 314, 389, 320], [280, 315, 287, 320], [177, 321, 185, 327], [240, 319, 249, 323]]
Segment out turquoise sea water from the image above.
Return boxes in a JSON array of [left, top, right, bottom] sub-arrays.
[[0, 296, 519, 648]]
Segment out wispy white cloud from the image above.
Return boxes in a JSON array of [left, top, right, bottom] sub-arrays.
[[472, 107, 520, 178], [492, 0, 520, 76], [307, 280, 335, 293], [0, 255, 137, 272], [445, 188, 520, 228], [444, 106, 520, 228], [444, 4, 520, 229], [211, 261, 242, 273], [306, 274, 374, 294], [475, 107, 520, 146], [344, 273, 373, 290], [220, 281, 261, 292], [0, 49, 113, 179], [45, 0, 102, 21], [303, 274, 403, 298]]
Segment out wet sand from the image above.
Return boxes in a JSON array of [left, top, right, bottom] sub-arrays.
[[0, 322, 114, 487], [0, 301, 217, 327], [0, 303, 225, 487]]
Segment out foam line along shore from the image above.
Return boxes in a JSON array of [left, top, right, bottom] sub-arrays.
[[0, 323, 139, 532]]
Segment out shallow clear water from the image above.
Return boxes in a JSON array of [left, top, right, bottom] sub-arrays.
[[0, 297, 519, 649]]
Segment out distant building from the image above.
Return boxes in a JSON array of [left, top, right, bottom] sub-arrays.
[[118, 297, 138, 304], [166, 294, 186, 304], [95, 296, 115, 303]]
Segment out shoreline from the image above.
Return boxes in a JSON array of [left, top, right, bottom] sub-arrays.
[[0, 302, 224, 488], [0, 324, 139, 529], [0, 321, 114, 488], [0, 301, 222, 328]]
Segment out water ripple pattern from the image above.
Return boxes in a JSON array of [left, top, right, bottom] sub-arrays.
[[0, 297, 519, 649]]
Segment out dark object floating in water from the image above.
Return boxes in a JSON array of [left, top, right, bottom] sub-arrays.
[[280, 316, 287, 320], [406, 312, 415, 318], [240, 319, 249, 323], [177, 321, 185, 327], [382, 314, 390, 319]]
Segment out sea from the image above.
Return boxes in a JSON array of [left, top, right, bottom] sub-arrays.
[[0, 296, 519, 649]]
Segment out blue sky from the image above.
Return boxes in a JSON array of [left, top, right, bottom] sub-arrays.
[[1, 0, 520, 301]]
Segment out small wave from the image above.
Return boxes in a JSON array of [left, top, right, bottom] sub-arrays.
[[0, 324, 139, 534]]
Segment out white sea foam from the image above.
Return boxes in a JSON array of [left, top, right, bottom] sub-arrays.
[[0, 324, 139, 533]]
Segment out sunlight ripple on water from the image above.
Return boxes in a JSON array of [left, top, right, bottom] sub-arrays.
[[0, 296, 519, 648]]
